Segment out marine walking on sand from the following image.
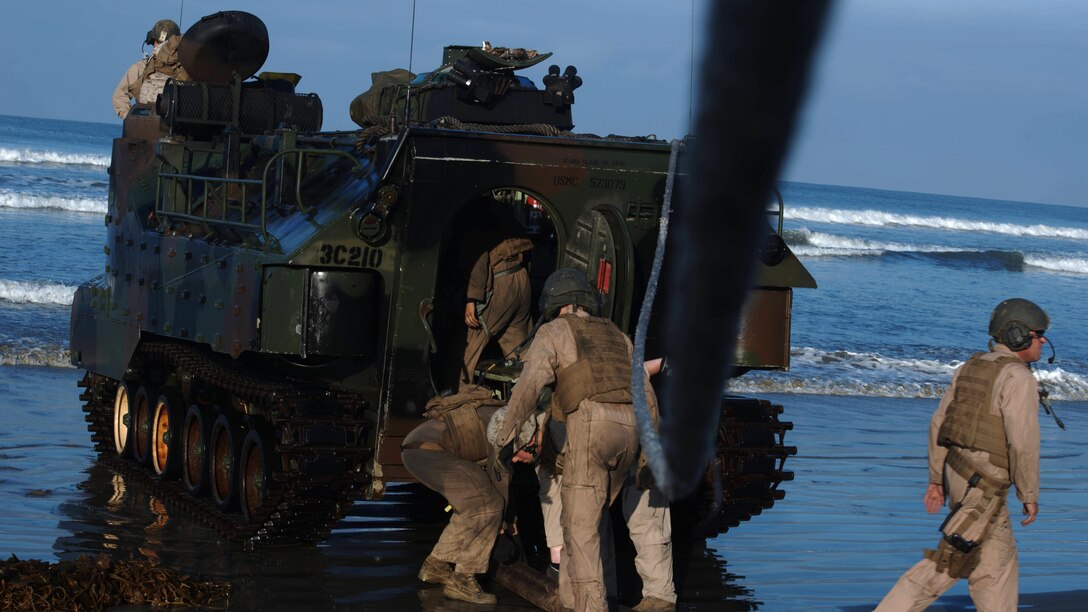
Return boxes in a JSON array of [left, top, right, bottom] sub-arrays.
[[876, 298, 1050, 611]]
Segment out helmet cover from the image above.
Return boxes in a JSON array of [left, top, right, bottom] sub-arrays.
[[145, 19, 181, 45], [989, 298, 1049, 349], [538, 268, 600, 321]]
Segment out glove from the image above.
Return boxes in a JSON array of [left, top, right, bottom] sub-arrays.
[[488, 442, 514, 482], [636, 463, 657, 491], [490, 532, 522, 566]]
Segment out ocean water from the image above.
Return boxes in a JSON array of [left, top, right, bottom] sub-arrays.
[[1, 113, 1086, 610]]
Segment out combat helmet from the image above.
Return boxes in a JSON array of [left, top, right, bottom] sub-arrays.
[[989, 298, 1049, 351], [538, 268, 601, 322], [145, 19, 181, 45]]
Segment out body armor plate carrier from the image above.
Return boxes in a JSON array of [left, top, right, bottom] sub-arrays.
[[552, 314, 633, 421], [936, 352, 1021, 470], [423, 385, 504, 462]]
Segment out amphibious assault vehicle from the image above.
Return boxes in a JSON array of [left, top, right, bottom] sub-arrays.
[[71, 11, 815, 545]]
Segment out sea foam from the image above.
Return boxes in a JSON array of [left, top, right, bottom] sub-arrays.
[[0, 343, 71, 368], [788, 229, 1088, 275], [786, 228, 968, 257], [731, 346, 1088, 400], [0, 279, 77, 306], [0, 191, 106, 214], [1023, 255, 1088, 275], [790, 206, 1088, 241], [0, 147, 110, 167]]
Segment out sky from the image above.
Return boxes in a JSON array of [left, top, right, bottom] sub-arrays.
[[1, 0, 1086, 208]]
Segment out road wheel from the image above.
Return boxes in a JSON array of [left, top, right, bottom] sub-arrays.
[[150, 392, 184, 479], [182, 404, 213, 496], [111, 382, 135, 458], [209, 413, 242, 511], [240, 427, 278, 523], [131, 385, 158, 466]]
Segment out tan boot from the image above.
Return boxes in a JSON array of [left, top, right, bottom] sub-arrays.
[[442, 571, 497, 605], [633, 596, 676, 611], [418, 555, 453, 585]]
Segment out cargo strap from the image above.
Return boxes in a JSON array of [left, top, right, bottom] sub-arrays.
[[493, 262, 525, 280], [944, 447, 1010, 496], [476, 263, 525, 323]]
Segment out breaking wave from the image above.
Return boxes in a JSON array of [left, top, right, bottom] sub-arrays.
[[787, 229, 1088, 275], [785, 228, 966, 257], [789, 206, 1088, 241], [0, 343, 71, 368], [729, 346, 1088, 401], [0, 147, 110, 167], [1022, 255, 1088, 275], [0, 191, 106, 213], [0, 280, 76, 306]]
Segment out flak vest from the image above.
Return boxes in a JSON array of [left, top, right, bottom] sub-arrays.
[[422, 385, 505, 462], [926, 352, 1022, 578], [936, 352, 1021, 471], [551, 314, 633, 423]]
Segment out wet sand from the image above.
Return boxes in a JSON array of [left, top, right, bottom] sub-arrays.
[[1, 367, 1085, 610]]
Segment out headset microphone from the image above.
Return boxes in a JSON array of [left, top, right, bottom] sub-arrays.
[[1035, 336, 1065, 429]]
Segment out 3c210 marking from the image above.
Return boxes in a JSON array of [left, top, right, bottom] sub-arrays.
[[589, 177, 626, 190], [318, 244, 384, 268]]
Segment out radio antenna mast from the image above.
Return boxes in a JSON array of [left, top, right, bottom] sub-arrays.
[[689, 0, 695, 129], [404, 0, 418, 125]]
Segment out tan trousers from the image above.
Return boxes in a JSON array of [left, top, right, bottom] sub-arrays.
[[540, 451, 676, 606], [621, 468, 676, 604], [560, 403, 639, 612], [402, 448, 505, 574], [875, 468, 1018, 612], [462, 268, 531, 387]]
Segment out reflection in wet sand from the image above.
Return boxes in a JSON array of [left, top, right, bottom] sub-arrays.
[[50, 464, 757, 610]]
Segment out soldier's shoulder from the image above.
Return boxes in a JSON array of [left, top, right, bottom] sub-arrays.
[[539, 317, 570, 336]]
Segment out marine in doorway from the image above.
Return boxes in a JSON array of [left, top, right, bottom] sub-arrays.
[[875, 298, 1049, 611], [460, 209, 534, 388]]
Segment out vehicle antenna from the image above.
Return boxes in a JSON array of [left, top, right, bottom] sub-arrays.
[[405, 0, 418, 126], [689, 0, 695, 129], [179, 0, 185, 29]]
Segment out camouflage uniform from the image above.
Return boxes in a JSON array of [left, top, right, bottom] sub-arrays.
[[113, 32, 187, 120], [876, 344, 1040, 611], [461, 236, 532, 387], [497, 310, 639, 611], [401, 406, 506, 575], [113, 58, 148, 119]]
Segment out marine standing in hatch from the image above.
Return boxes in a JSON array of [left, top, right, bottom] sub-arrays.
[[112, 19, 186, 119], [875, 298, 1048, 611], [494, 268, 639, 611], [461, 221, 533, 388]]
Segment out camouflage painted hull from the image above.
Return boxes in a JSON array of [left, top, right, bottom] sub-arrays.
[[71, 21, 809, 545]]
